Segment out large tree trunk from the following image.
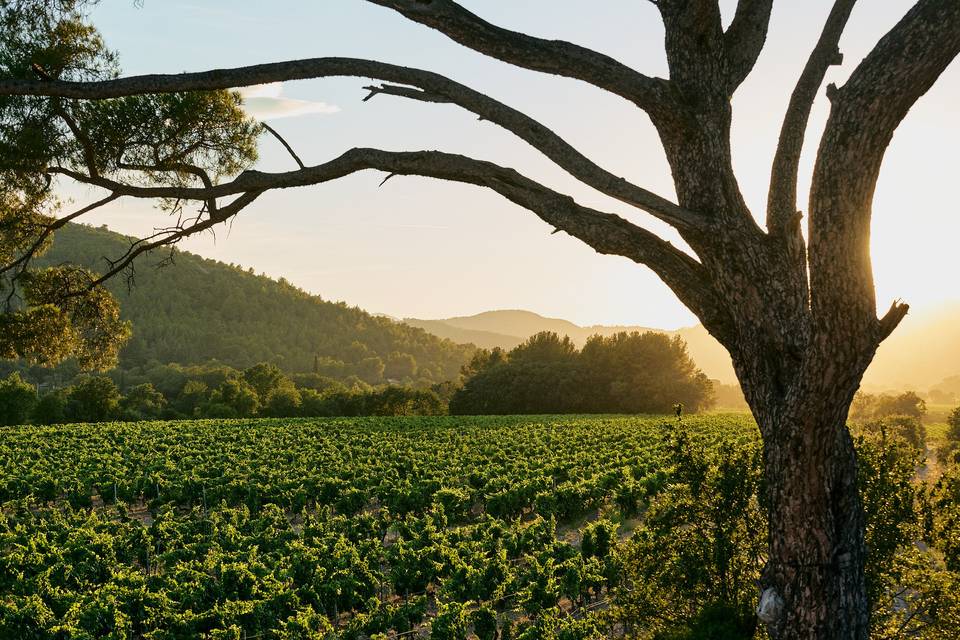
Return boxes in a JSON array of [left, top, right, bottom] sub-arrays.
[[740, 351, 873, 640], [760, 401, 868, 639]]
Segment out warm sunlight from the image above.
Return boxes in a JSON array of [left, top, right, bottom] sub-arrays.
[[70, 1, 959, 330], [1, 2, 958, 638]]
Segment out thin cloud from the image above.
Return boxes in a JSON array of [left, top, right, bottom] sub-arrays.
[[239, 83, 340, 120]]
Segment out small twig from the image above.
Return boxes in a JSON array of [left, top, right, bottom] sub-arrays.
[[379, 172, 398, 187], [261, 122, 305, 169]]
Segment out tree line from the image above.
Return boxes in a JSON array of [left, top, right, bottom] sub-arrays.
[[450, 330, 714, 415], [0, 362, 447, 425], [0, 330, 722, 425]]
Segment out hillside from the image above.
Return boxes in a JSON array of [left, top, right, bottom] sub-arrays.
[[402, 317, 527, 351], [37, 224, 474, 385]]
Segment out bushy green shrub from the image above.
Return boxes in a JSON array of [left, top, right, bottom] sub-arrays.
[[0, 372, 37, 425]]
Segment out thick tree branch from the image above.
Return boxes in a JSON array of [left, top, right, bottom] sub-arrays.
[[363, 0, 676, 117], [49, 147, 731, 338], [651, 0, 764, 237], [723, 0, 774, 92], [809, 0, 960, 340], [877, 301, 909, 343], [657, 0, 726, 100], [0, 58, 700, 230], [767, 0, 856, 233]]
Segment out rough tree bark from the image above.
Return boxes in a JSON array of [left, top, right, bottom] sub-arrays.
[[2, 0, 960, 637]]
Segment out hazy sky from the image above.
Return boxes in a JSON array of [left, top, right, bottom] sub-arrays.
[[72, 1, 959, 329]]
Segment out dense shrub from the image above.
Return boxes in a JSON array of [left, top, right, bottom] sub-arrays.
[[66, 376, 121, 422], [859, 415, 927, 450], [0, 372, 37, 426], [33, 389, 67, 424]]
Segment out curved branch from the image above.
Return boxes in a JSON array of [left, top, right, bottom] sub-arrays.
[[767, 0, 857, 233], [723, 0, 774, 92], [261, 122, 305, 170], [0, 58, 700, 230], [51, 147, 732, 339], [363, 0, 676, 117], [356, 74, 700, 229], [809, 0, 960, 340]]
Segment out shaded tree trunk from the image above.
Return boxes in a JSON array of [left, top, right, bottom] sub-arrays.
[[749, 373, 871, 639]]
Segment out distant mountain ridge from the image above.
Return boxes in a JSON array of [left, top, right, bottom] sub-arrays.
[[37, 225, 960, 393], [406, 308, 960, 392], [405, 310, 738, 384]]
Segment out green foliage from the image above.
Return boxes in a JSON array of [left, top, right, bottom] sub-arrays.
[[948, 405, 960, 441], [0, 266, 130, 370], [855, 429, 924, 606], [264, 385, 302, 418], [471, 605, 498, 640], [243, 362, 287, 400], [875, 391, 927, 419], [176, 379, 209, 416], [32, 388, 66, 424], [866, 457, 960, 638], [451, 331, 714, 414], [850, 390, 928, 422], [119, 382, 166, 420], [935, 405, 960, 465], [652, 603, 757, 640], [9, 358, 449, 424], [0, 415, 758, 638], [615, 432, 765, 637], [0, 414, 953, 638], [65, 374, 120, 422], [510, 331, 577, 365], [431, 601, 469, 640], [210, 376, 260, 417], [859, 414, 927, 450], [0, 371, 36, 425], [0, 1, 261, 372], [76, 90, 259, 182]]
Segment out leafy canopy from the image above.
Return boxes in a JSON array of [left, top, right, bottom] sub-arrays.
[[0, 0, 261, 369]]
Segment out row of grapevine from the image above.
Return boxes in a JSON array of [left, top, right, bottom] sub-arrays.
[[1, 415, 758, 638]]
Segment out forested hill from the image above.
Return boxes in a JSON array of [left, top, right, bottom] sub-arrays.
[[38, 224, 474, 385]]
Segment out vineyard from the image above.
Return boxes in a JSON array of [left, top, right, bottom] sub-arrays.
[[0, 415, 762, 639]]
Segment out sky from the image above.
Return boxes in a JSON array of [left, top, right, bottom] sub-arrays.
[[69, 1, 960, 329]]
